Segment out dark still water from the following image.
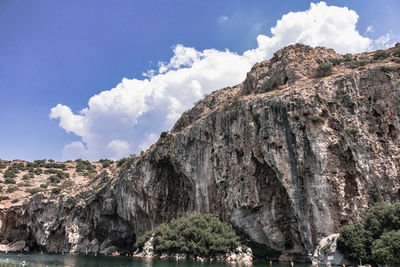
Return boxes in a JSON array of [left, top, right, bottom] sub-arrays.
[[0, 253, 316, 267]]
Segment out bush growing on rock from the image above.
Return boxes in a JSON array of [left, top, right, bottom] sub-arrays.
[[99, 159, 113, 168], [34, 168, 43, 175], [51, 187, 61, 194], [4, 177, 16, 184], [373, 50, 389, 60], [7, 186, 17, 193], [337, 201, 400, 265], [4, 170, 16, 179], [0, 196, 10, 201], [316, 62, 333, 77], [133, 214, 241, 257]]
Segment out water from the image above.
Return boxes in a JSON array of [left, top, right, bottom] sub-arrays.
[[0, 253, 315, 267]]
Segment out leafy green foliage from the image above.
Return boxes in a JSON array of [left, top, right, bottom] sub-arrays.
[[99, 159, 113, 168], [174, 114, 190, 131], [34, 168, 43, 175], [4, 177, 16, 184], [27, 187, 46, 195], [134, 214, 241, 257], [4, 170, 16, 179], [337, 202, 400, 265], [262, 76, 283, 92], [0, 162, 7, 169], [75, 159, 96, 175], [160, 132, 168, 139], [311, 116, 325, 123], [380, 66, 394, 73], [316, 62, 333, 77], [51, 187, 62, 194], [373, 50, 389, 60], [0, 196, 10, 201], [372, 230, 400, 265], [6, 186, 17, 193]]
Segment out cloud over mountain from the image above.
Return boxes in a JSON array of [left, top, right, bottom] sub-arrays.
[[50, 2, 394, 160]]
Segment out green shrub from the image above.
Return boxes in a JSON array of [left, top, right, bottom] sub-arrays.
[[337, 202, 400, 265], [380, 66, 394, 73], [371, 230, 400, 265], [27, 187, 46, 195], [374, 50, 389, 60], [51, 187, 61, 194], [316, 63, 333, 77], [11, 199, 19, 204], [33, 159, 46, 167], [230, 108, 238, 121], [4, 177, 16, 184], [311, 116, 325, 123], [34, 168, 43, 175], [174, 114, 190, 131], [7, 186, 17, 193], [343, 54, 353, 62], [0, 162, 6, 169], [4, 170, 16, 178], [348, 60, 368, 69], [99, 159, 113, 168], [263, 76, 283, 92], [330, 58, 343, 66], [61, 180, 74, 189], [22, 174, 30, 180], [49, 175, 61, 184], [134, 214, 241, 257], [0, 196, 10, 201], [160, 132, 168, 139], [350, 128, 359, 136]]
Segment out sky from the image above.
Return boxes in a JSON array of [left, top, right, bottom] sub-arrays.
[[0, 0, 399, 161]]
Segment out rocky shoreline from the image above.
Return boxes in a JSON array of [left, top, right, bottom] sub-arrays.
[[132, 236, 253, 264]]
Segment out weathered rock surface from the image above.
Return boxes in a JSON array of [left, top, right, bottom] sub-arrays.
[[312, 233, 349, 266], [1, 44, 400, 261]]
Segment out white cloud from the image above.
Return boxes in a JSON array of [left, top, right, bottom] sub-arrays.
[[107, 139, 131, 159], [218, 16, 229, 23], [366, 25, 374, 33], [50, 2, 395, 161], [372, 32, 396, 50], [62, 142, 88, 160]]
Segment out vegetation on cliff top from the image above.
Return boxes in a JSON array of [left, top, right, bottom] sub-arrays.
[[337, 201, 400, 265], [134, 214, 242, 257]]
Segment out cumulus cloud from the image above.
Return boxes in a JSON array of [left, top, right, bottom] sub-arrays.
[[50, 2, 396, 160]]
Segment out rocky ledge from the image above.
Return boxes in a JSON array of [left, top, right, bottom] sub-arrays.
[[0, 43, 399, 262]]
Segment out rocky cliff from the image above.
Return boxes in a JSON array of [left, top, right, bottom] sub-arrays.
[[1, 43, 400, 261]]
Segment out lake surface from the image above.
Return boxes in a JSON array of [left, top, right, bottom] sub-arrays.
[[0, 253, 317, 267]]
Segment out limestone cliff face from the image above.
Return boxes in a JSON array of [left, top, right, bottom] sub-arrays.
[[1, 44, 400, 261]]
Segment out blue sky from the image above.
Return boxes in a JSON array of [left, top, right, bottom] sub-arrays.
[[0, 0, 399, 161]]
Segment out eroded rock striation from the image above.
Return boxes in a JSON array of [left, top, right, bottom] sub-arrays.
[[1, 44, 400, 261]]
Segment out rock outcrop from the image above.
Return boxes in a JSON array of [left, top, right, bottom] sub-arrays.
[[1, 44, 399, 261], [312, 234, 349, 266]]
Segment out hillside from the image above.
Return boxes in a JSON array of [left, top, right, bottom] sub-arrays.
[[0, 43, 399, 261]]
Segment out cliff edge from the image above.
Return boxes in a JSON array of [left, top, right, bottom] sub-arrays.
[[1, 43, 400, 261]]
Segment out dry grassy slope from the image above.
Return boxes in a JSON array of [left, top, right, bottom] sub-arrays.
[[0, 159, 117, 208]]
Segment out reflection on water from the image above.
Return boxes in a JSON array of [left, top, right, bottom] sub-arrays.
[[0, 253, 316, 267]]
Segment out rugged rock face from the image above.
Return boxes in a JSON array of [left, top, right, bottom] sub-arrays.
[[1, 44, 400, 261]]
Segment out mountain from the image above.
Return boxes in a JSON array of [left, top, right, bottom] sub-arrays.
[[1, 43, 399, 261]]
